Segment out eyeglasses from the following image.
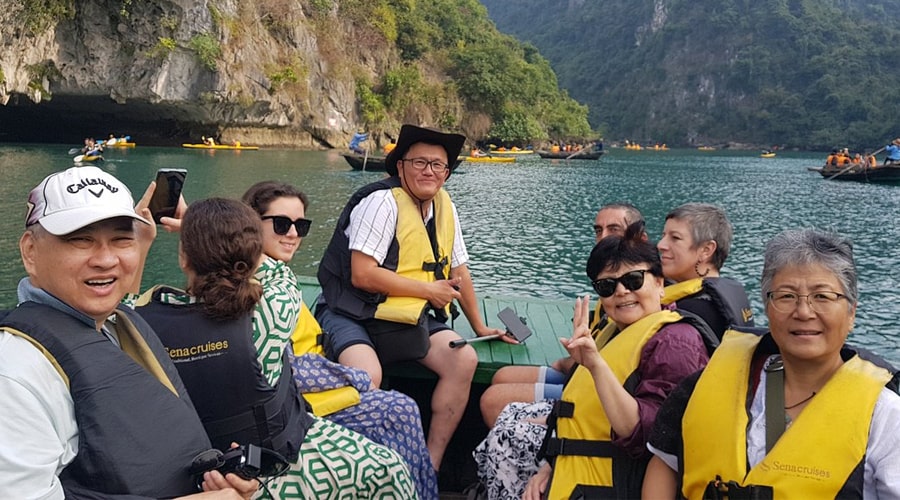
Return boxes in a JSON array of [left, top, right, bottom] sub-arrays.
[[591, 269, 649, 298], [261, 215, 311, 237], [766, 291, 848, 314], [402, 158, 450, 173]]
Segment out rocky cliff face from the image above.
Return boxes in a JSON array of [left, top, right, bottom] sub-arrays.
[[0, 0, 393, 147]]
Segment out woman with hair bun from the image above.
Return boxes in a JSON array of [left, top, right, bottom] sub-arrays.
[[136, 198, 415, 498]]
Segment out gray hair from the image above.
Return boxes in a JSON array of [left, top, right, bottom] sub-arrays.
[[760, 229, 857, 305], [665, 203, 732, 270], [602, 202, 644, 227]]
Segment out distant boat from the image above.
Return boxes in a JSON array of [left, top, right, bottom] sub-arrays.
[[697, 146, 716, 151], [810, 163, 900, 184], [182, 143, 259, 150], [105, 141, 136, 148], [464, 156, 515, 163], [341, 153, 463, 171], [536, 149, 605, 160], [488, 149, 534, 155], [760, 152, 776, 158]]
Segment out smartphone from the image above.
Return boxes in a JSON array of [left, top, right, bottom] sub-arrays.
[[148, 168, 187, 224], [497, 307, 532, 342]]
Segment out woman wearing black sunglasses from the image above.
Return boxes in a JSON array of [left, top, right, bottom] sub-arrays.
[[242, 181, 439, 499], [521, 222, 715, 500]]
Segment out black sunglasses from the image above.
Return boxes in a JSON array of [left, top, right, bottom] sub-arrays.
[[592, 269, 650, 298], [262, 215, 311, 237]]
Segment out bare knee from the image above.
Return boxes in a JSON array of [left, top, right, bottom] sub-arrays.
[[339, 344, 383, 387]]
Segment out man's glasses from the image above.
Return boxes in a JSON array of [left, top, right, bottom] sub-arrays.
[[766, 291, 847, 314], [261, 215, 311, 237], [402, 158, 450, 173], [592, 269, 649, 298]]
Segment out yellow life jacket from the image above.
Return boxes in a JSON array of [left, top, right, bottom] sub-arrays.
[[371, 186, 455, 325], [546, 310, 689, 499], [682, 330, 892, 499], [290, 301, 361, 416]]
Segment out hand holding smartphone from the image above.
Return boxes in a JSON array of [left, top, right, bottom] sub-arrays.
[[148, 168, 187, 224]]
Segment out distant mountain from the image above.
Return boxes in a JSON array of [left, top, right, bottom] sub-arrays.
[[481, 0, 900, 149]]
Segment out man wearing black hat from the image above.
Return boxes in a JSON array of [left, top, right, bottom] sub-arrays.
[[316, 124, 509, 472]]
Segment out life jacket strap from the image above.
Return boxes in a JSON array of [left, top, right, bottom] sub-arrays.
[[570, 484, 616, 499], [543, 437, 616, 458]]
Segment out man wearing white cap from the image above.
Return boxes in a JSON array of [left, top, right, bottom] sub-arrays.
[[0, 166, 253, 498]]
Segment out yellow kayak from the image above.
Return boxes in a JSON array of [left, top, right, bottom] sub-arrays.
[[760, 152, 776, 158], [106, 142, 136, 148], [182, 144, 260, 150], [464, 156, 516, 163], [488, 149, 534, 155]]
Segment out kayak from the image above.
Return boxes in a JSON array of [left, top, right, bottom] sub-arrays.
[[760, 152, 776, 158], [74, 154, 104, 163], [182, 144, 260, 150], [488, 149, 534, 155], [106, 142, 136, 148], [464, 156, 515, 163]]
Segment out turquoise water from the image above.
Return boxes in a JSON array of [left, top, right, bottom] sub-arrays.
[[0, 144, 897, 363]]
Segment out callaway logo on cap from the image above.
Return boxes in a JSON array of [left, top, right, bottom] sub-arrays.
[[26, 166, 150, 235]]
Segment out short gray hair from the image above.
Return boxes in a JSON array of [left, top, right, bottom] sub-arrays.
[[665, 203, 732, 270], [601, 202, 644, 226], [760, 229, 858, 305]]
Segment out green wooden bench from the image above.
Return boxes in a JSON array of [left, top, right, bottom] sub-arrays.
[[296, 276, 571, 384]]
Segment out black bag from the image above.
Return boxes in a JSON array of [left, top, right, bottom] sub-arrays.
[[365, 312, 430, 364]]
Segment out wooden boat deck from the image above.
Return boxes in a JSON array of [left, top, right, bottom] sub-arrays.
[[296, 277, 569, 384]]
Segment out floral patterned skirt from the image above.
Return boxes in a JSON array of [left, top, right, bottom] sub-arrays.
[[473, 400, 554, 500]]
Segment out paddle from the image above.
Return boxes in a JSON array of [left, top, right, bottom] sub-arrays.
[[362, 147, 369, 172], [566, 142, 594, 160], [68, 148, 81, 154], [827, 145, 886, 180]]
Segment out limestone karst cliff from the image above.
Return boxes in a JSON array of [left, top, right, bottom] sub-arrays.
[[0, 0, 591, 148]]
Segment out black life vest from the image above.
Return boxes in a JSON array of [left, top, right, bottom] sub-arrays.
[[0, 302, 210, 497], [663, 277, 754, 340], [137, 288, 311, 461]]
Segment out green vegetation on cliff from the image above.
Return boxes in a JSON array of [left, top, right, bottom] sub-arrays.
[[482, 0, 900, 149], [335, 0, 592, 142]]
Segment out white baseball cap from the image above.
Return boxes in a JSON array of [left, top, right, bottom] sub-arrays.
[[25, 166, 150, 235]]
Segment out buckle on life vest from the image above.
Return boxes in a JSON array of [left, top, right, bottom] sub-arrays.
[[703, 475, 773, 500]]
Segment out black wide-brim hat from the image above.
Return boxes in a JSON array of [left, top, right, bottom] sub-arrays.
[[385, 124, 466, 177]]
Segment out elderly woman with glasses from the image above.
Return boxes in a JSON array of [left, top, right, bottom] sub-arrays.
[[510, 222, 715, 500], [644, 229, 900, 499]]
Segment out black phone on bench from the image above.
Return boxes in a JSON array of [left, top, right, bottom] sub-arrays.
[[497, 307, 532, 342]]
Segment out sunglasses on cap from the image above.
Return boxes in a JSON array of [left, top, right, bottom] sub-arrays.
[[261, 215, 311, 237], [591, 269, 650, 298]]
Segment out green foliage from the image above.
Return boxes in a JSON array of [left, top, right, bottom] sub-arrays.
[[0, 68, 5, 85], [118, 0, 132, 18], [481, 0, 900, 148], [356, 80, 388, 130], [147, 37, 177, 60], [17, 0, 75, 34], [160, 15, 180, 32], [25, 61, 62, 99], [189, 34, 222, 71]]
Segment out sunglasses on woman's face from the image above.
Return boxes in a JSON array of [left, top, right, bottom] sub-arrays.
[[261, 215, 311, 237], [591, 269, 649, 298]]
